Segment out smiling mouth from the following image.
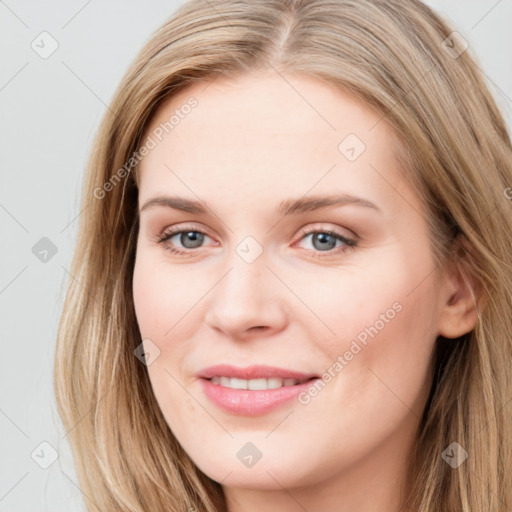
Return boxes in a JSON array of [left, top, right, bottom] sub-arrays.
[[206, 376, 317, 390], [199, 367, 321, 415]]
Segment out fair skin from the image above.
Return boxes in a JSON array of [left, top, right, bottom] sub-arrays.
[[132, 69, 478, 512]]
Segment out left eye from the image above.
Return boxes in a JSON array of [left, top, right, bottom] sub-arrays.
[[297, 230, 356, 252]]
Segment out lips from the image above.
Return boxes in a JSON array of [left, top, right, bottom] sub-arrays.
[[197, 364, 320, 416]]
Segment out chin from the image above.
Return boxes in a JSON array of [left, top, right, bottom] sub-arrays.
[[190, 446, 321, 491]]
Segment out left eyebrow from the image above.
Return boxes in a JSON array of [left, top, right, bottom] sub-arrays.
[[277, 194, 381, 216], [139, 193, 381, 216]]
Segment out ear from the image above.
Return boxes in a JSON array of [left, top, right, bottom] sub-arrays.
[[437, 236, 485, 339]]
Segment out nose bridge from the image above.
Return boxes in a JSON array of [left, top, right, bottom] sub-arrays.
[[219, 232, 269, 298], [204, 240, 288, 336], [216, 246, 269, 315]]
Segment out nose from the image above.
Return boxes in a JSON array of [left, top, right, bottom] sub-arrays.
[[204, 253, 289, 340]]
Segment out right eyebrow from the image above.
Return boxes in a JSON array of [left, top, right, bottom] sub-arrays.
[[140, 196, 207, 214]]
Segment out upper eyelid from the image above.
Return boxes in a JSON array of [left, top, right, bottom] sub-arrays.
[[296, 224, 357, 241], [159, 223, 212, 238]]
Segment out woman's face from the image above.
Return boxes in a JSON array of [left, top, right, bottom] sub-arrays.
[[132, 70, 453, 505]]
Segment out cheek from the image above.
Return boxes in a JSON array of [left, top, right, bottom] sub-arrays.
[[132, 254, 200, 431], [132, 249, 211, 408], [281, 258, 408, 353], [305, 244, 438, 351], [295, 250, 438, 402], [132, 249, 203, 338], [321, 270, 437, 424]]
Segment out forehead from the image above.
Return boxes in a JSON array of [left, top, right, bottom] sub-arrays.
[[136, 70, 413, 219], [142, 70, 395, 152]]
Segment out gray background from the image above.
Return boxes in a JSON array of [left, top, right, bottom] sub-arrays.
[[1, 1, 511, 510]]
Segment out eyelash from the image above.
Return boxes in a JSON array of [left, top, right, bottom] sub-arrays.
[[154, 224, 357, 258]]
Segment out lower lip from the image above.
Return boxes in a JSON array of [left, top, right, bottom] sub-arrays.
[[199, 378, 319, 416]]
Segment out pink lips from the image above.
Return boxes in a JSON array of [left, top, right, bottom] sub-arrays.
[[197, 364, 320, 416]]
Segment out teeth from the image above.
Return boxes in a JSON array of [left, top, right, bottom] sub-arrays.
[[209, 376, 304, 390], [267, 377, 284, 389], [248, 378, 267, 390], [230, 378, 248, 390]]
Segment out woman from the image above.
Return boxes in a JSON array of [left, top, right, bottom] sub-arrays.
[[54, 0, 512, 510]]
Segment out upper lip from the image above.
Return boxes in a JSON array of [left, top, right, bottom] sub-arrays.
[[197, 364, 318, 381]]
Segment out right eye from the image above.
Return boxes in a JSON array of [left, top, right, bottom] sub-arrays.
[[155, 224, 217, 255]]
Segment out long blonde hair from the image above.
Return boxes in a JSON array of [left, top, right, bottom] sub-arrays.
[[54, 1, 512, 510]]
